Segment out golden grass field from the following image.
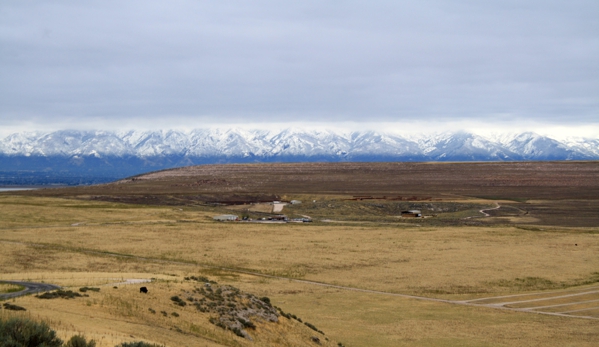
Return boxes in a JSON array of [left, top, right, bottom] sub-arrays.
[[1, 189, 599, 346]]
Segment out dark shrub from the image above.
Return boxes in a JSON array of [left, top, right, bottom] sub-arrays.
[[231, 327, 244, 338], [169, 296, 186, 306], [37, 290, 84, 299], [237, 318, 256, 329], [116, 342, 164, 347], [66, 334, 96, 347], [2, 302, 26, 311], [0, 317, 63, 347], [79, 287, 100, 293]]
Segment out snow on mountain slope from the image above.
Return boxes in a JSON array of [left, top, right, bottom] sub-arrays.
[[562, 137, 599, 157], [503, 132, 591, 160], [416, 132, 520, 161], [0, 128, 597, 162], [348, 131, 421, 157], [186, 129, 269, 157], [268, 129, 351, 157], [0, 131, 45, 155]]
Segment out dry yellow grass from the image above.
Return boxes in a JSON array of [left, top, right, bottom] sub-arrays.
[[2, 277, 338, 347], [2, 220, 597, 297], [0, 195, 216, 228], [1, 290, 227, 347], [261, 280, 599, 347], [2, 195, 599, 346], [0, 283, 23, 293]]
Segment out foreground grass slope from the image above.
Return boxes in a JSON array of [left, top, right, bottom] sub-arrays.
[[1, 191, 598, 346]]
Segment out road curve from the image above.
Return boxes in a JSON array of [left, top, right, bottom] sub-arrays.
[[0, 280, 61, 300]]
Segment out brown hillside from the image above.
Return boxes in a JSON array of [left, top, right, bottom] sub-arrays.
[[20, 161, 599, 200]]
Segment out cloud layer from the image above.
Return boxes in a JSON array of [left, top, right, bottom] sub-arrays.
[[1, 1, 598, 133]]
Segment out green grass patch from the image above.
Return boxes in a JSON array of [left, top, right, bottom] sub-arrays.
[[0, 283, 25, 294]]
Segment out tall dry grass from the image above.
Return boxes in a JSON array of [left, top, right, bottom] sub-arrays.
[[1, 195, 599, 346]]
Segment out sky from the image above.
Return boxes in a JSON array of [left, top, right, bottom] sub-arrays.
[[1, 1, 598, 138]]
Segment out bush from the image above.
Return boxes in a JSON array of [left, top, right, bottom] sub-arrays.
[[170, 296, 186, 307], [116, 342, 164, 347], [37, 290, 84, 299], [0, 317, 63, 347], [304, 322, 317, 331], [231, 327, 245, 338], [2, 302, 26, 311], [0, 318, 153, 347], [79, 287, 100, 293], [237, 318, 256, 329], [66, 334, 96, 347]]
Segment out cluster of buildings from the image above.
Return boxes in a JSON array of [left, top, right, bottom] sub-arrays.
[[212, 199, 312, 223], [212, 201, 425, 223], [212, 214, 312, 223]]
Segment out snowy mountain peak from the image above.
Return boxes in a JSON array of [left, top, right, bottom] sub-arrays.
[[0, 128, 597, 162]]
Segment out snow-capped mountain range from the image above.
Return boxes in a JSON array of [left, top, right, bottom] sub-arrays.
[[0, 128, 598, 185]]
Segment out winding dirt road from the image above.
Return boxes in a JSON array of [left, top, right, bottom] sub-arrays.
[[479, 203, 501, 216]]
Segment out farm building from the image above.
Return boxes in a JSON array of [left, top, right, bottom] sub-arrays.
[[213, 214, 239, 221], [401, 210, 422, 218]]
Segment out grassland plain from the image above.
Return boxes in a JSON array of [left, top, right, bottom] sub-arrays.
[[22, 162, 599, 200], [1, 190, 599, 346], [19, 161, 599, 227]]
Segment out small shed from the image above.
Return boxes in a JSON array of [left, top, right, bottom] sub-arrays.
[[213, 214, 239, 222], [401, 210, 422, 218]]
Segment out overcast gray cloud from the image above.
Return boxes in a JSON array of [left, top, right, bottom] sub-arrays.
[[0, 0, 598, 133]]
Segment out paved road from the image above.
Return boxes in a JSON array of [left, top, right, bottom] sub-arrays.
[[0, 280, 61, 300]]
